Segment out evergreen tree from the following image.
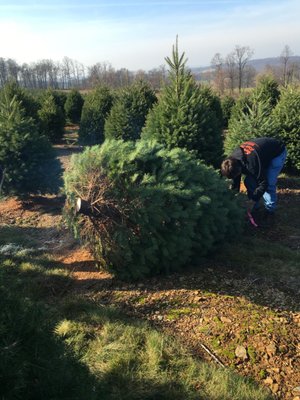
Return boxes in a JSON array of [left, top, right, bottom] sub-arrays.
[[79, 86, 113, 145], [0, 91, 62, 195], [64, 139, 243, 280], [142, 39, 223, 167], [38, 92, 66, 143], [37, 89, 67, 118], [272, 86, 300, 172], [198, 85, 223, 130], [224, 91, 277, 155], [1, 80, 40, 121], [254, 75, 280, 108], [228, 94, 251, 123], [104, 80, 157, 141], [51, 90, 67, 117], [64, 89, 84, 123], [221, 95, 235, 129]]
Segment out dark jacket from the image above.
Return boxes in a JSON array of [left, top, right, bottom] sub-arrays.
[[231, 137, 285, 201]]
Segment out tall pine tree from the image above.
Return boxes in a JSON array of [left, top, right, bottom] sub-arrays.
[[142, 38, 223, 167]]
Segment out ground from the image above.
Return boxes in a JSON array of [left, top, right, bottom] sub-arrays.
[[0, 133, 299, 400]]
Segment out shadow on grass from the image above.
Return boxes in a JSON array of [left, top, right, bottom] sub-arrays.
[[0, 257, 97, 400], [54, 145, 83, 158], [0, 256, 272, 400], [0, 226, 38, 246], [21, 195, 66, 216], [277, 175, 300, 190], [0, 259, 181, 400], [0, 225, 67, 252]]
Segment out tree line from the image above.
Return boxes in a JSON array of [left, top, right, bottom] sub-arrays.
[[0, 44, 299, 92], [0, 57, 167, 90]]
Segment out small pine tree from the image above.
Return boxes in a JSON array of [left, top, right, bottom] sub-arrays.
[[272, 86, 300, 172], [64, 89, 84, 123], [221, 95, 235, 129], [224, 91, 277, 155], [198, 85, 223, 129], [1, 80, 40, 121], [228, 94, 252, 123], [51, 91, 67, 116], [79, 86, 113, 145], [64, 139, 243, 280], [254, 75, 280, 108], [38, 91, 65, 143], [0, 92, 62, 195], [104, 80, 157, 141], [142, 39, 223, 167], [37, 89, 67, 118]]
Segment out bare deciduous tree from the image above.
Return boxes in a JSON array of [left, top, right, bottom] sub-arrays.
[[0, 58, 7, 86], [147, 65, 167, 89], [6, 59, 19, 82], [65, 57, 74, 88], [211, 53, 225, 94], [233, 45, 254, 93], [73, 61, 86, 88], [225, 52, 236, 94], [280, 45, 293, 86], [243, 65, 256, 88]]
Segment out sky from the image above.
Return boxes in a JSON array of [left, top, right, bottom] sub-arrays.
[[0, 0, 299, 71]]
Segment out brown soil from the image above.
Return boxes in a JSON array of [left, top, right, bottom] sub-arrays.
[[0, 144, 299, 400]]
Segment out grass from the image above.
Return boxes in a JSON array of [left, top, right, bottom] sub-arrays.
[[215, 236, 300, 280], [0, 228, 272, 400], [166, 306, 197, 321], [0, 225, 37, 247]]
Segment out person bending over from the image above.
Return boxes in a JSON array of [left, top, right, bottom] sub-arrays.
[[221, 137, 287, 214]]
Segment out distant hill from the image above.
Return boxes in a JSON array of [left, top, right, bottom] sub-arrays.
[[191, 55, 300, 74], [248, 56, 300, 72]]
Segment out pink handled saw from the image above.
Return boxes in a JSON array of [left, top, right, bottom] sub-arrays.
[[247, 209, 258, 227]]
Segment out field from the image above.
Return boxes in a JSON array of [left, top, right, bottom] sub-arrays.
[[0, 129, 299, 400]]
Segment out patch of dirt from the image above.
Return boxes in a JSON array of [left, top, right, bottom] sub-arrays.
[[0, 197, 23, 217], [53, 125, 83, 171], [55, 247, 112, 282], [0, 195, 76, 253], [0, 196, 62, 226]]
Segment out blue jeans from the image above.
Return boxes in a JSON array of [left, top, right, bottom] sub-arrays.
[[244, 148, 287, 212]]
